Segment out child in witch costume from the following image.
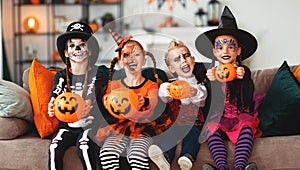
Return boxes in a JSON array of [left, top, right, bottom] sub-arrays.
[[148, 39, 209, 170], [96, 29, 160, 170], [48, 21, 100, 170], [195, 6, 262, 170]]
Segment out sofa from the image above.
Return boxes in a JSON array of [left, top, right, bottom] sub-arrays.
[[0, 62, 299, 170]]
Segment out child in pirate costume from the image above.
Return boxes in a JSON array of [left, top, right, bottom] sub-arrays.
[[96, 29, 160, 170], [195, 6, 262, 170], [47, 21, 100, 170], [148, 39, 209, 170]]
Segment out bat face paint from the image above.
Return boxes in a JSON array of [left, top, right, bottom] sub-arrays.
[[122, 45, 135, 59], [215, 38, 238, 52]]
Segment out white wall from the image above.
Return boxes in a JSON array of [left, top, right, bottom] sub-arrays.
[[2, 0, 300, 82], [122, 0, 300, 70]]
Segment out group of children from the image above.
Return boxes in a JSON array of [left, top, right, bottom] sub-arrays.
[[47, 6, 261, 170]]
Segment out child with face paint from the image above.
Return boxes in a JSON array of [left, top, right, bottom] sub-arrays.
[[195, 6, 262, 170], [47, 21, 101, 170], [148, 39, 209, 170], [97, 29, 159, 170]]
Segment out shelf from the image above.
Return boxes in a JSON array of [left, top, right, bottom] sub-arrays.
[[12, 0, 123, 85], [14, 32, 59, 36]]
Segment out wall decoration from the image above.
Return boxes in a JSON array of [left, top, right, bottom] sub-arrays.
[[148, 0, 197, 11]]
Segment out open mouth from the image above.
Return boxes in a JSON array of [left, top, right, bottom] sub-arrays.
[[127, 62, 137, 71], [181, 64, 191, 73], [221, 55, 231, 60]]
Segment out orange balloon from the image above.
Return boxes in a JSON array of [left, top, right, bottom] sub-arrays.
[[169, 80, 190, 100], [215, 64, 237, 82], [54, 92, 85, 123], [105, 88, 139, 119]]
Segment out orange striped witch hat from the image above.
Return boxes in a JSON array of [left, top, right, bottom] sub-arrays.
[[109, 28, 133, 52]]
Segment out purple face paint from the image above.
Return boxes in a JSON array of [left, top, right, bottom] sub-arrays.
[[215, 38, 237, 52]]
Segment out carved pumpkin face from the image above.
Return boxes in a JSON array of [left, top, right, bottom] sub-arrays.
[[215, 64, 237, 82], [105, 88, 139, 119], [54, 92, 85, 123], [169, 80, 190, 100]]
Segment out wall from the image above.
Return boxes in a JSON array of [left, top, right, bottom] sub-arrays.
[[122, 0, 300, 70], [2, 0, 300, 82]]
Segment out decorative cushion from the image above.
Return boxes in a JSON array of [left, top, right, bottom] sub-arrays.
[[294, 64, 300, 83], [258, 61, 300, 137], [0, 79, 33, 122], [0, 117, 29, 139], [29, 58, 59, 139]]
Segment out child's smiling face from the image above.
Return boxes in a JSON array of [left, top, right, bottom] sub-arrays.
[[120, 41, 146, 74], [166, 47, 195, 78], [213, 35, 241, 65], [65, 38, 90, 63]]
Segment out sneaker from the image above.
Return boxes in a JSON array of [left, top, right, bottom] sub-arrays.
[[148, 145, 170, 170], [244, 162, 258, 170], [178, 156, 193, 170], [202, 163, 218, 170]]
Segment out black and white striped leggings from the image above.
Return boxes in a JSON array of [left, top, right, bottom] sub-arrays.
[[100, 134, 153, 170]]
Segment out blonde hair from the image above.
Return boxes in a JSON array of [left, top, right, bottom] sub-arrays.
[[164, 39, 190, 65]]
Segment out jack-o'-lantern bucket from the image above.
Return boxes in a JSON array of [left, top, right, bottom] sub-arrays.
[[215, 64, 237, 82], [54, 92, 85, 123], [169, 80, 190, 100], [105, 88, 139, 119]]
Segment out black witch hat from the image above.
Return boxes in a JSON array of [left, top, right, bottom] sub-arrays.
[[195, 6, 257, 60]]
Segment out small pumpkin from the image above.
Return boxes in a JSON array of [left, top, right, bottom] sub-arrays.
[[54, 92, 85, 123], [88, 22, 99, 33], [215, 64, 237, 82], [105, 88, 139, 119], [169, 80, 190, 100]]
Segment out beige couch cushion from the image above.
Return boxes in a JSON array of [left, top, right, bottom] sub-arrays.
[[0, 117, 29, 139]]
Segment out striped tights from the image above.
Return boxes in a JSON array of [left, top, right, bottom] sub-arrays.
[[207, 126, 254, 170], [100, 134, 153, 170]]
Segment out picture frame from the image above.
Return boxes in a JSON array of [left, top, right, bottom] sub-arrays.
[[53, 16, 68, 33]]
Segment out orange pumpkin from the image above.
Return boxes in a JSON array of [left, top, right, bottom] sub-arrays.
[[105, 88, 139, 119], [169, 80, 190, 100], [215, 64, 237, 82], [54, 92, 85, 123], [88, 22, 99, 33]]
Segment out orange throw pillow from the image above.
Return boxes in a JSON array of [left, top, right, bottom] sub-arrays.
[[294, 64, 300, 83], [29, 58, 59, 139]]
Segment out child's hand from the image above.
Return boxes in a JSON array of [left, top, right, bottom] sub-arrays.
[[81, 99, 92, 118], [158, 82, 173, 103], [68, 116, 94, 128], [48, 97, 55, 117], [235, 65, 245, 79], [206, 67, 216, 81], [189, 86, 198, 97], [137, 93, 145, 110]]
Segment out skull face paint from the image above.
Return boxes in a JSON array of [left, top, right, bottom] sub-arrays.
[[66, 38, 90, 63]]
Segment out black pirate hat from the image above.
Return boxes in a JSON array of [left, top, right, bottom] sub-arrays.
[[195, 6, 257, 60], [57, 21, 100, 66]]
